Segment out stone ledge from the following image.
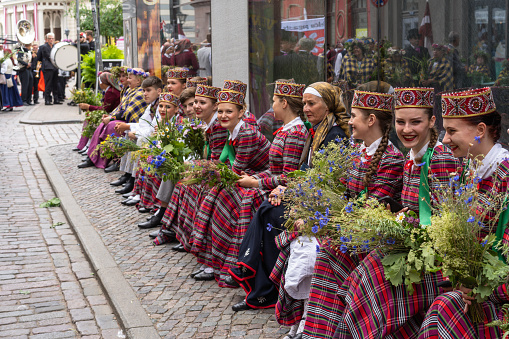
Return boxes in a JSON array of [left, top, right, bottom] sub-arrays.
[[36, 146, 160, 339]]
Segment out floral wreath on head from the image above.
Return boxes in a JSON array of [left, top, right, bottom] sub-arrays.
[[127, 68, 150, 78], [346, 39, 366, 54], [110, 66, 128, 78]]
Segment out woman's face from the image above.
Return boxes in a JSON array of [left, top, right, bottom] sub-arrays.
[[166, 79, 185, 96], [127, 74, 142, 88], [118, 73, 128, 87], [183, 97, 195, 118], [272, 95, 285, 120], [395, 108, 435, 151], [217, 103, 244, 131], [348, 108, 371, 141], [303, 93, 328, 126], [442, 118, 479, 158], [193, 96, 216, 123], [353, 46, 363, 58], [99, 82, 108, 90], [158, 102, 178, 121]]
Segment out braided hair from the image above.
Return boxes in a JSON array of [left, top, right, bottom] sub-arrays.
[[424, 108, 439, 151], [360, 109, 393, 190]]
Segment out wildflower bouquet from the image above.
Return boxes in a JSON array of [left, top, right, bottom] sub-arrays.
[[282, 138, 360, 238], [487, 304, 509, 337], [81, 109, 107, 138], [92, 134, 141, 159], [427, 169, 509, 323], [333, 197, 439, 294], [139, 147, 187, 182], [180, 159, 241, 189], [182, 119, 206, 160], [70, 87, 102, 105]]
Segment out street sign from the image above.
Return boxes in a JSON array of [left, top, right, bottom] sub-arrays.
[[371, 0, 388, 7]]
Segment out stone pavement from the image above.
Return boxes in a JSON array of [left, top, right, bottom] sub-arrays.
[[0, 104, 122, 338], [3, 101, 291, 338]]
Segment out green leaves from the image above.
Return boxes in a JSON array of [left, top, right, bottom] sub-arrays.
[[381, 252, 407, 287], [40, 198, 61, 208]]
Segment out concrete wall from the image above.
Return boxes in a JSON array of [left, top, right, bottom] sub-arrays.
[[211, 0, 249, 98]]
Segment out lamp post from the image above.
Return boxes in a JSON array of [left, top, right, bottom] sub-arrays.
[[177, 12, 187, 25]]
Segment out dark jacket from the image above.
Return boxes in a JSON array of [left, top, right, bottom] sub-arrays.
[[37, 43, 56, 71], [16, 46, 32, 71], [404, 44, 429, 77]]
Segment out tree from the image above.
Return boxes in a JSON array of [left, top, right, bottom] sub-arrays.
[[67, 0, 123, 42]]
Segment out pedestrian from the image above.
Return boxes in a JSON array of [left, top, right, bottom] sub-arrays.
[[339, 40, 377, 88], [0, 46, 23, 111], [31, 43, 40, 104], [197, 34, 212, 77], [404, 29, 429, 85], [15, 42, 34, 106], [422, 44, 454, 92], [85, 30, 95, 52], [37, 33, 62, 105], [171, 39, 199, 76]]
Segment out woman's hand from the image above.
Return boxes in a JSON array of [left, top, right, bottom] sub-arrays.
[[237, 174, 258, 188], [101, 115, 111, 125], [79, 103, 90, 110], [458, 284, 475, 313], [127, 131, 136, 140], [268, 185, 287, 206], [293, 219, 304, 231]]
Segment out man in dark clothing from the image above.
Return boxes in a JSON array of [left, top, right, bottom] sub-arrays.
[[31, 43, 40, 104], [16, 43, 34, 106], [86, 30, 95, 52], [448, 31, 466, 89], [37, 33, 62, 105], [404, 29, 429, 85]]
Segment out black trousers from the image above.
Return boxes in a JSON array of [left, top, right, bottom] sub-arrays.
[[32, 72, 39, 103], [57, 76, 66, 101], [43, 69, 58, 103], [18, 69, 33, 103]]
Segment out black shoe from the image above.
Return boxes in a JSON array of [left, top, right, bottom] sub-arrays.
[[138, 215, 162, 229], [172, 243, 186, 252], [122, 192, 134, 199], [293, 334, 303, 339], [161, 228, 176, 238], [78, 158, 94, 168], [110, 174, 130, 186], [45, 102, 53, 105], [149, 230, 160, 239], [54, 101, 63, 105], [104, 162, 119, 173], [28, 101, 34, 106], [138, 207, 151, 213], [78, 146, 89, 154], [194, 271, 215, 281], [23, 102, 30, 106], [232, 300, 252, 312], [33, 101, 39, 105], [190, 269, 204, 278], [224, 276, 240, 288], [68, 101, 77, 106], [115, 178, 134, 194]]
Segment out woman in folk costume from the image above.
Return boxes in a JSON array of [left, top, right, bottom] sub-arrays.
[[75, 72, 122, 151], [190, 87, 271, 282], [228, 82, 349, 315], [152, 84, 226, 243], [202, 81, 309, 288], [221, 80, 259, 130], [112, 68, 188, 199], [78, 68, 149, 169], [418, 88, 509, 339], [302, 87, 405, 339], [127, 92, 181, 210], [0, 48, 23, 111], [333, 88, 459, 339]]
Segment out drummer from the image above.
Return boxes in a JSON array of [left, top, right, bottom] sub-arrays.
[[37, 32, 62, 105]]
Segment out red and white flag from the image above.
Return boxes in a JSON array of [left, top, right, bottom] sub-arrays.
[[419, 0, 433, 55]]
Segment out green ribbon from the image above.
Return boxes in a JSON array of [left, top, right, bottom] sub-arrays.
[[459, 159, 470, 185], [204, 141, 211, 160], [304, 120, 312, 131], [495, 197, 509, 263], [358, 188, 368, 199], [219, 134, 236, 165], [418, 147, 435, 227]]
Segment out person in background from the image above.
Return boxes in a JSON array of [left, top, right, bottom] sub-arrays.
[[447, 31, 466, 89], [404, 29, 429, 86], [16, 42, 33, 106], [197, 34, 212, 77], [31, 43, 40, 105], [85, 30, 95, 52], [422, 44, 454, 92], [171, 39, 199, 76], [37, 32, 62, 105], [0, 47, 23, 111]]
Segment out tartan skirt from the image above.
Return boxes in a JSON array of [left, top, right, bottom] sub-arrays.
[[303, 248, 366, 339], [132, 168, 144, 196], [417, 291, 504, 339], [334, 250, 444, 339], [139, 174, 161, 209]]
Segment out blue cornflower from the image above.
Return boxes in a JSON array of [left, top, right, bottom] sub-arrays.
[[467, 216, 475, 223], [312, 225, 319, 233], [316, 245, 320, 253], [152, 140, 157, 145], [340, 236, 349, 243], [319, 218, 329, 228], [266, 223, 273, 231], [386, 238, 396, 245], [329, 166, 334, 173], [336, 224, 341, 231], [416, 162, 426, 167], [345, 202, 354, 213], [339, 244, 348, 253], [481, 238, 488, 247], [453, 175, 460, 181], [318, 149, 325, 154], [141, 176, 145, 182], [478, 221, 485, 228], [317, 189, 323, 197], [474, 136, 481, 144], [464, 197, 473, 204], [474, 176, 482, 183], [147, 167, 151, 171]]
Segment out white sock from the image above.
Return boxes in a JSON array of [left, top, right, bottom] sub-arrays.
[[130, 194, 140, 201], [297, 299, 309, 334], [86, 140, 91, 147], [204, 267, 213, 274]]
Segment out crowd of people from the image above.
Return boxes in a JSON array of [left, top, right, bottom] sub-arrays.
[[69, 41, 509, 338]]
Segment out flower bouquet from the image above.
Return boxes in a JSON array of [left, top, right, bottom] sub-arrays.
[[92, 134, 142, 159], [70, 87, 102, 105], [82, 109, 107, 138], [427, 169, 509, 323], [180, 159, 240, 189], [139, 147, 187, 182], [182, 119, 206, 160]]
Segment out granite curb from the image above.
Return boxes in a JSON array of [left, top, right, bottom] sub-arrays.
[[20, 119, 84, 125], [36, 146, 161, 339]]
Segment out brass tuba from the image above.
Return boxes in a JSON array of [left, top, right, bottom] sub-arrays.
[[16, 20, 35, 45]]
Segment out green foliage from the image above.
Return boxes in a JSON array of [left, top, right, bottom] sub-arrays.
[[40, 198, 61, 208], [93, 135, 142, 159], [82, 110, 106, 138], [181, 160, 241, 189], [70, 88, 102, 105], [79, 45, 124, 86], [67, 0, 123, 41], [488, 304, 509, 338]]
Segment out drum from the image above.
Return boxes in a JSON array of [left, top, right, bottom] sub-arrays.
[[50, 42, 78, 71]]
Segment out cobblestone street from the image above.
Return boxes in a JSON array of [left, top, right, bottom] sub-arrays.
[[1, 105, 288, 338]]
